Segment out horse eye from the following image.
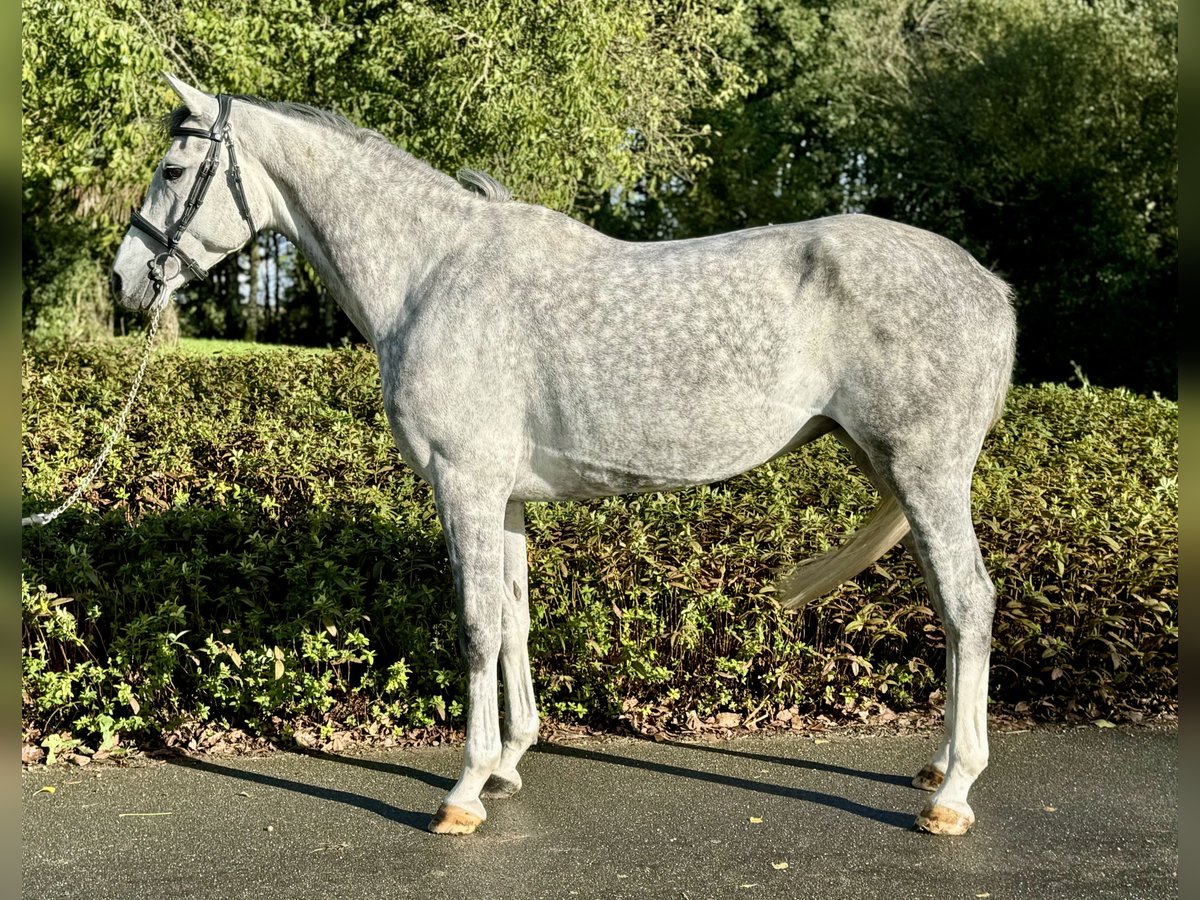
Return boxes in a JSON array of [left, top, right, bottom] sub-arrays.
[[163, 165, 184, 182]]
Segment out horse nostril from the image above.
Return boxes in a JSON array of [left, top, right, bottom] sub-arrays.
[[112, 272, 123, 295]]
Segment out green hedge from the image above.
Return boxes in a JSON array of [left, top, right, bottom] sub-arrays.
[[21, 341, 1177, 750]]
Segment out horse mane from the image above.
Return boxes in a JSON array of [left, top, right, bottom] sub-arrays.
[[455, 168, 512, 202], [165, 97, 512, 202]]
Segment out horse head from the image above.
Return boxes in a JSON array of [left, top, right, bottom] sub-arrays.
[[111, 74, 261, 311]]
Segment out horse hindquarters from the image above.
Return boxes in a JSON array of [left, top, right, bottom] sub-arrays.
[[833, 296, 1014, 834]]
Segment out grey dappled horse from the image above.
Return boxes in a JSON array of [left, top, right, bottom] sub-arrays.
[[112, 76, 1016, 837]]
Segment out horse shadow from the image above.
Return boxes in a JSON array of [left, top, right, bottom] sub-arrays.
[[164, 738, 915, 834], [164, 751, 445, 832], [531, 739, 917, 830], [27, 490, 916, 832]]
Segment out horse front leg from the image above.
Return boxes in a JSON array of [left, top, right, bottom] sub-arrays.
[[427, 476, 507, 835], [482, 500, 540, 799]]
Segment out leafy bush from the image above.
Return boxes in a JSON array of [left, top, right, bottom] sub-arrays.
[[21, 341, 1177, 748]]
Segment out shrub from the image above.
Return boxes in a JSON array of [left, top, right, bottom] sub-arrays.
[[20, 340, 1177, 748]]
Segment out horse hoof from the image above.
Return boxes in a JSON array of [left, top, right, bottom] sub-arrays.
[[482, 771, 523, 799], [428, 804, 484, 835], [912, 765, 945, 792], [914, 802, 974, 836]]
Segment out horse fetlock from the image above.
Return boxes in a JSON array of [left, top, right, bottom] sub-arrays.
[[481, 769, 523, 799], [508, 714, 540, 747], [949, 751, 989, 782], [911, 764, 945, 792]]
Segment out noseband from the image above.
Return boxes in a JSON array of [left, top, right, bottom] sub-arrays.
[[129, 93, 256, 289]]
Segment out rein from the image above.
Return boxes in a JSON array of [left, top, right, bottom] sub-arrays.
[[24, 95, 255, 529], [21, 301, 164, 528]]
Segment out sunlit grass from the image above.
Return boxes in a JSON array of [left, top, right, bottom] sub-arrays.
[[172, 337, 331, 356]]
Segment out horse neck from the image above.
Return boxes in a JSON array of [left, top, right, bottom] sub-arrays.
[[240, 108, 472, 347]]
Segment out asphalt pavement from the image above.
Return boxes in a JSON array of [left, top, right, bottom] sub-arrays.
[[22, 725, 1176, 899]]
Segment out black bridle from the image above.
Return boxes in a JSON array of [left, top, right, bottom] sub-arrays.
[[129, 93, 256, 290]]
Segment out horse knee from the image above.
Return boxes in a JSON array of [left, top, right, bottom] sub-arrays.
[[460, 621, 502, 668]]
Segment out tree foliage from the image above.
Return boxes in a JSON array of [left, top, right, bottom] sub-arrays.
[[600, 0, 1177, 396], [22, 0, 173, 339], [22, 0, 1177, 394], [847, 0, 1177, 395], [22, 0, 751, 338]]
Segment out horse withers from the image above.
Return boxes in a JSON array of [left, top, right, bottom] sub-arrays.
[[112, 75, 1017, 837]]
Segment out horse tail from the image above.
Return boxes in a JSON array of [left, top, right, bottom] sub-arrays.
[[773, 284, 1014, 611], [989, 282, 1018, 428], [773, 492, 910, 611]]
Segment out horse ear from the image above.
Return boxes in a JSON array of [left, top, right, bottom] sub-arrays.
[[161, 73, 217, 124]]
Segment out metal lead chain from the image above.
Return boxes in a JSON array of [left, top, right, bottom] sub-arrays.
[[21, 300, 165, 528]]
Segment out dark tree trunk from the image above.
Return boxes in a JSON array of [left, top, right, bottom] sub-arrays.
[[244, 240, 260, 342]]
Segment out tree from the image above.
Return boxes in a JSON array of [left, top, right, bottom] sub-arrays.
[[22, 0, 753, 342], [22, 0, 180, 339], [593, 1, 852, 239], [601, 0, 1177, 396], [849, 0, 1177, 395]]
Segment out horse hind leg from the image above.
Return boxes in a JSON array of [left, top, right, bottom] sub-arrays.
[[832, 429, 952, 792], [482, 500, 540, 799], [889, 471, 994, 835], [839, 413, 996, 835]]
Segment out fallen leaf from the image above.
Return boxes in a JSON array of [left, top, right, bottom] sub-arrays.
[[771, 861, 788, 870], [976, 893, 991, 898], [749, 816, 763, 824], [1094, 719, 1116, 729], [814, 739, 830, 745], [35, 786, 56, 795], [1043, 805, 1057, 813], [739, 885, 759, 889]]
